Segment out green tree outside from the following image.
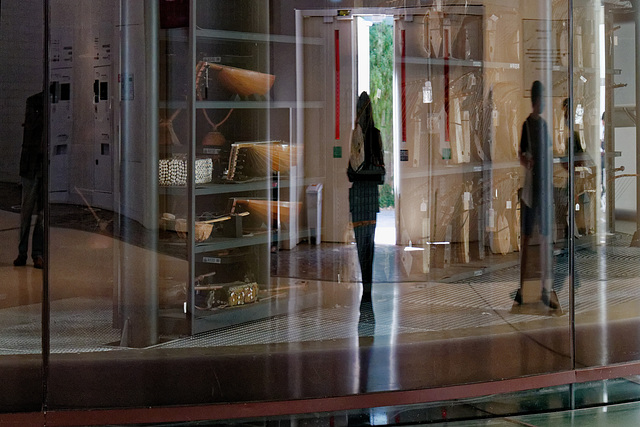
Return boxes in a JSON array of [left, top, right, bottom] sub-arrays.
[[369, 21, 394, 208]]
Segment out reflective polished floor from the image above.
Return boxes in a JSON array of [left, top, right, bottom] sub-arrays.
[[2, 184, 640, 411]]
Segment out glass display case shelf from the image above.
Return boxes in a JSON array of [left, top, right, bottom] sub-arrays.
[[194, 179, 284, 196], [402, 160, 520, 180], [404, 56, 524, 71], [195, 100, 323, 109], [160, 101, 323, 110], [196, 27, 323, 45], [160, 27, 323, 46], [160, 230, 290, 253], [160, 288, 315, 335], [159, 179, 286, 196], [194, 232, 272, 253]]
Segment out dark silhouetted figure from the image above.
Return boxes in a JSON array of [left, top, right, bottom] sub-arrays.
[[14, 92, 44, 269], [516, 81, 557, 308]]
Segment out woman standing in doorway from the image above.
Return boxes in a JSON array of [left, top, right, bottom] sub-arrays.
[[348, 91, 385, 308]]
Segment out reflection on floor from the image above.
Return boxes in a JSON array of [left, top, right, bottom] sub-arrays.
[[1, 202, 640, 358], [4, 182, 640, 411]]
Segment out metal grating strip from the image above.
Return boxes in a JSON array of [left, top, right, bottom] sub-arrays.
[[1, 235, 640, 353]]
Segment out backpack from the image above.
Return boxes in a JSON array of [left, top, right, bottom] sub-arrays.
[[349, 123, 365, 171]]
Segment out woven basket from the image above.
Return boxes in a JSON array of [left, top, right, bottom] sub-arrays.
[[159, 156, 213, 186], [175, 219, 213, 242], [175, 216, 231, 242]]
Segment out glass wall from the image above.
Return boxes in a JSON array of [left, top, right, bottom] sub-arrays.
[[0, 0, 44, 414], [574, 0, 640, 372], [1, 0, 640, 421]]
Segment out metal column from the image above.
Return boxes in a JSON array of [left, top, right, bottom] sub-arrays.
[[635, 4, 640, 233], [604, 5, 615, 233], [118, 0, 159, 347]]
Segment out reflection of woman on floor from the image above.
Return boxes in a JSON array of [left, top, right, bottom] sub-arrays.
[[347, 91, 385, 309]]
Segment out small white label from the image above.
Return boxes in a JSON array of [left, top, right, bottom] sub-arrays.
[[422, 81, 433, 104], [202, 257, 222, 264], [575, 203, 580, 211], [420, 202, 427, 212], [121, 73, 134, 101]]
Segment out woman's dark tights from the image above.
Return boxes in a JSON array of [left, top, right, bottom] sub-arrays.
[[354, 223, 376, 295]]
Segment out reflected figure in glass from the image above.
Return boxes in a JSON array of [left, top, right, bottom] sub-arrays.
[[516, 81, 558, 309], [14, 91, 45, 270]]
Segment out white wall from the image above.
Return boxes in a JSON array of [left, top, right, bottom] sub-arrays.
[[614, 21, 635, 107], [611, 21, 637, 217], [615, 127, 636, 213], [48, 0, 117, 209]]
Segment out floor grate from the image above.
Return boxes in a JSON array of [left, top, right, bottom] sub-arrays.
[[2, 238, 640, 353]]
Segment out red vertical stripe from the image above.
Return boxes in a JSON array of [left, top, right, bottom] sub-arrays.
[[335, 29, 340, 140], [444, 27, 450, 143], [401, 30, 406, 143]]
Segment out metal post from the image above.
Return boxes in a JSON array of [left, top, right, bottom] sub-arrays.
[[119, 0, 159, 347], [42, 0, 51, 409], [635, 4, 640, 233], [568, 0, 576, 373], [540, 0, 554, 295], [604, 5, 615, 232]]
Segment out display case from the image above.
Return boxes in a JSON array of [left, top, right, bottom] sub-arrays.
[[156, 0, 305, 334], [396, 6, 496, 275]]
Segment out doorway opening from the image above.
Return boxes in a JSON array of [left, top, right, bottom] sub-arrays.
[[357, 15, 395, 245]]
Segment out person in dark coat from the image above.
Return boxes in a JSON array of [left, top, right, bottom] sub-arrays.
[[347, 91, 385, 309], [516, 81, 557, 308], [14, 92, 44, 269]]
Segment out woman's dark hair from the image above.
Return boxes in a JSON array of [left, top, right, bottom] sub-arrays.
[[531, 80, 544, 105], [356, 91, 384, 166], [357, 91, 374, 132]]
